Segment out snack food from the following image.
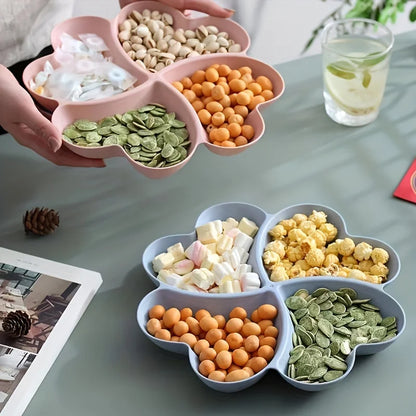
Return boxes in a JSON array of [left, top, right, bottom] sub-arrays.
[[173, 64, 274, 147], [118, 9, 242, 72], [62, 103, 190, 167], [263, 210, 390, 284], [152, 216, 261, 293], [286, 287, 398, 383], [146, 303, 279, 382]]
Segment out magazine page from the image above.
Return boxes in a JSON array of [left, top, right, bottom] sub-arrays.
[[0, 247, 102, 416]]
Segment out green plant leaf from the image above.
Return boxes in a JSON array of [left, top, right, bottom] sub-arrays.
[[345, 0, 374, 18], [410, 6, 416, 22]]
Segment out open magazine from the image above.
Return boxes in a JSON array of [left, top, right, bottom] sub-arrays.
[[0, 247, 102, 416]]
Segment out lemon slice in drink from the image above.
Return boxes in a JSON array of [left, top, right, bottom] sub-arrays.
[[325, 62, 381, 116]]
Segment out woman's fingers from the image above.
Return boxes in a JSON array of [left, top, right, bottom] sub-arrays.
[[8, 123, 106, 167]]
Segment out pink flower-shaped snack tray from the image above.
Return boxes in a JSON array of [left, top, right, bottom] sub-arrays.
[[22, 1, 285, 179]]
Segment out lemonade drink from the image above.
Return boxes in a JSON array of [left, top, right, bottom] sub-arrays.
[[321, 19, 393, 126]]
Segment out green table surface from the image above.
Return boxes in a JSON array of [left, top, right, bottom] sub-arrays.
[[1, 30, 415, 416]]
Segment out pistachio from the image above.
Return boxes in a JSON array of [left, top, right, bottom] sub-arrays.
[[118, 9, 242, 71], [118, 30, 131, 42]]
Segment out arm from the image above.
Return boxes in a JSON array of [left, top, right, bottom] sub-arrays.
[[119, 0, 234, 17], [0, 65, 105, 167]]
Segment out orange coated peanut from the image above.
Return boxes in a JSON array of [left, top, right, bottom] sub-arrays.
[[146, 303, 279, 383], [173, 64, 274, 147]]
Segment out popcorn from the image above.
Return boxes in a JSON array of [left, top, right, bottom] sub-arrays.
[[342, 255, 358, 267], [269, 224, 287, 239], [298, 220, 316, 235], [358, 259, 374, 272], [305, 248, 325, 267], [286, 246, 304, 263], [263, 250, 280, 267], [294, 259, 310, 271], [309, 229, 327, 248], [264, 240, 286, 258], [288, 228, 307, 243], [323, 253, 339, 268], [336, 238, 355, 256], [270, 266, 288, 282], [353, 242, 373, 261], [371, 248, 389, 264], [300, 237, 317, 254], [262, 210, 391, 285], [370, 263, 389, 277], [308, 210, 327, 227], [280, 219, 296, 231], [292, 213, 308, 225], [319, 223, 338, 242], [347, 269, 367, 281]]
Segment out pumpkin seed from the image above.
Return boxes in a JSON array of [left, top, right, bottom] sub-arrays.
[[62, 104, 190, 168]]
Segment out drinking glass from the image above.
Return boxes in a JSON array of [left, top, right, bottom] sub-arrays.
[[321, 18, 394, 126]]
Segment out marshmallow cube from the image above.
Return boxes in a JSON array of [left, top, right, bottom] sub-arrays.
[[157, 269, 183, 286], [213, 262, 235, 285], [216, 234, 234, 255], [219, 277, 234, 293], [235, 263, 252, 278], [196, 222, 220, 244], [225, 227, 240, 239], [222, 248, 241, 270], [238, 217, 259, 237], [152, 252, 175, 273], [200, 253, 221, 270], [167, 242, 186, 262], [190, 268, 214, 290], [241, 272, 261, 291], [173, 259, 195, 275], [234, 231, 254, 252], [185, 240, 209, 267], [205, 242, 217, 254], [222, 217, 239, 233], [232, 280, 242, 293]]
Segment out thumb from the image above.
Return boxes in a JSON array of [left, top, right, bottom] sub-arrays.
[[21, 107, 62, 152]]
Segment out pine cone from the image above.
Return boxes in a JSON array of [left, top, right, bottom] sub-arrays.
[[23, 207, 59, 236], [2, 310, 32, 338]]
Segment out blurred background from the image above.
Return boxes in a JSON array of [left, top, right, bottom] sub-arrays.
[[73, 0, 416, 65]]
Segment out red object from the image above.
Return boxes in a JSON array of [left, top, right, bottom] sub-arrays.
[[393, 158, 416, 204]]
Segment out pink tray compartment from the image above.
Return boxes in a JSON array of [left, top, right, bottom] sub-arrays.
[[22, 1, 285, 178]]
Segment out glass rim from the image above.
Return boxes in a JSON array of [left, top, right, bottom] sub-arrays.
[[321, 17, 394, 58]]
